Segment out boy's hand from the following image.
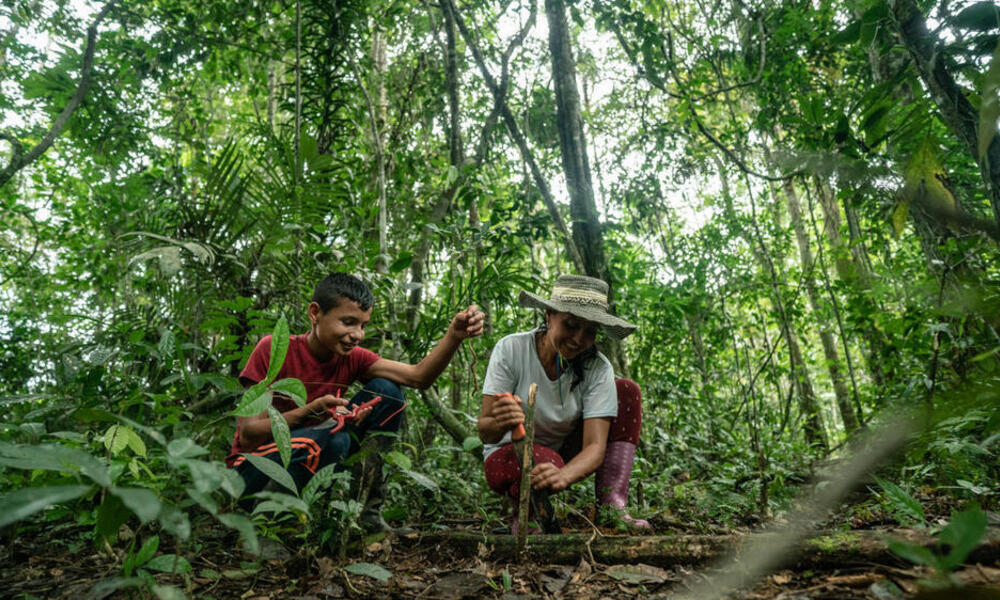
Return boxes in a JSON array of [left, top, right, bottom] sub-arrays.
[[450, 304, 486, 340], [308, 394, 349, 417]]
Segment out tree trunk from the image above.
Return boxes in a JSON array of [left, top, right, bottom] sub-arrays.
[[783, 180, 859, 434], [544, 0, 628, 376], [816, 182, 890, 394], [444, 0, 586, 277], [716, 157, 828, 451]]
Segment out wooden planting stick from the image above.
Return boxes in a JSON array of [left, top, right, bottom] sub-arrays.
[[515, 383, 537, 558]]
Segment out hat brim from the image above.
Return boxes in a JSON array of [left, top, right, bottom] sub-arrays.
[[518, 291, 637, 340]]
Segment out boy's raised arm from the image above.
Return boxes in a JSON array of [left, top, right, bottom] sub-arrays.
[[364, 304, 485, 389]]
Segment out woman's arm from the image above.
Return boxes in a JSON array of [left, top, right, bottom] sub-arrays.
[[530, 417, 611, 492]]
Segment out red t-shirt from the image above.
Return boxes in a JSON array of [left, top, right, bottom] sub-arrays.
[[226, 334, 381, 466]]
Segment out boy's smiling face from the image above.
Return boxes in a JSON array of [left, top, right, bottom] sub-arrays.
[[307, 297, 372, 360]]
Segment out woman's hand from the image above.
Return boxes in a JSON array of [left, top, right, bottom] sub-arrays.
[[531, 462, 571, 492], [490, 393, 525, 433]]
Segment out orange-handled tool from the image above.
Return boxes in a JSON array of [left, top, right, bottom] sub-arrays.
[[496, 392, 526, 441]]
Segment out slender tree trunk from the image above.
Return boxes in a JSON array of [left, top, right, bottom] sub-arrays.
[[783, 180, 859, 434], [544, 0, 628, 376], [717, 157, 828, 451], [372, 27, 389, 274], [444, 0, 587, 276], [815, 181, 890, 393]]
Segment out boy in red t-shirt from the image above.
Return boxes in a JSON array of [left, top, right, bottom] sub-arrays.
[[229, 272, 484, 531]]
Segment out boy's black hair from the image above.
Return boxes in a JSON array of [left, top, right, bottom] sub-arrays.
[[313, 272, 375, 312]]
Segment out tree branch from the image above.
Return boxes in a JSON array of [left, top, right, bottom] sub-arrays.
[[0, 2, 115, 190], [443, 0, 588, 274]]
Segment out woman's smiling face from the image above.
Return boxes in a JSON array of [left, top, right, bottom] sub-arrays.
[[545, 310, 600, 360]]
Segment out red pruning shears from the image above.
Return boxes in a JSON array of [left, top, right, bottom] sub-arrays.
[[496, 392, 526, 441], [330, 395, 382, 434]]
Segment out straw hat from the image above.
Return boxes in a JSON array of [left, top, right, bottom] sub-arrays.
[[518, 274, 636, 340]]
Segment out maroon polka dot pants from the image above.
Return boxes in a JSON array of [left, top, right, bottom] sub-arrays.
[[484, 378, 642, 499]]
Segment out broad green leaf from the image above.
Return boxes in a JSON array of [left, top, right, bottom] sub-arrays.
[[978, 39, 1000, 160], [134, 535, 160, 567], [896, 137, 955, 236], [186, 488, 219, 515], [152, 585, 187, 600], [402, 469, 438, 492], [232, 382, 270, 417], [180, 458, 228, 495], [0, 485, 91, 528], [267, 405, 292, 468], [104, 425, 129, 455], [270, 378, 307, 408], [264, 317, 290, 385], [0, 442, 111, 488], [97, 493, 130, 542], [462, 436, 483, 452], [145, 554, 192, 574], [253, 491, 310, 513], [242, 453, 298, 495], [157, 504, 191, 540], [114, 415, 167, 446], [111, 486, 162, 523], [938, 507, 988, 570], [955, 2, 1000, 31], [887, 539, 939, 569], [344, 562, 392, 582], [126, 430, 147, 457], [217, 513, 260, 555], [167, 438, 208, 459], [384, 450, 412, 470], [219, 467, 246, 499], [389, 252, 413, 274], [104, 426, 146, 457]]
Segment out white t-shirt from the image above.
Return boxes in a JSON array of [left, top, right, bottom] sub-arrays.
[[482, 330, 617, 459]]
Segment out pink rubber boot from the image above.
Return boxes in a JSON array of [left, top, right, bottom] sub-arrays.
[[595, 441, 651, 529]]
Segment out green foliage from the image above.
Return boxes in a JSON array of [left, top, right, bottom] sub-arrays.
[[2, 0, 1000, 587], [888, 506, 989, 577], [874, 476, 926, 527]]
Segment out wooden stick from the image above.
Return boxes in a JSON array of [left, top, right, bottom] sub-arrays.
[[515, 383, 538, 558]]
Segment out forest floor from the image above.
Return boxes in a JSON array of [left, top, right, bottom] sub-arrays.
[[3, 507, 1000, 600]]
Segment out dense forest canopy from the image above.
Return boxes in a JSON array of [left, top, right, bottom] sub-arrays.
[[1, 0, 999, 596]]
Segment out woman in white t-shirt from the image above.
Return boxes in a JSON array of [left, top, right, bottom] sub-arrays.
[[478, 274, 649, 531]]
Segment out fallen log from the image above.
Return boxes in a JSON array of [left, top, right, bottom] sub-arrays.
[[405, 528, 1000, 569]]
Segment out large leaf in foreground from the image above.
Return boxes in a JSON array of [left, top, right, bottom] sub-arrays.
[[0, 485, 92, 528]]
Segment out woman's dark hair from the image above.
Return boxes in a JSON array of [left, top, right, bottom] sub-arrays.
[[313, 272, 374, 312], [538, 315, 599, 391]]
